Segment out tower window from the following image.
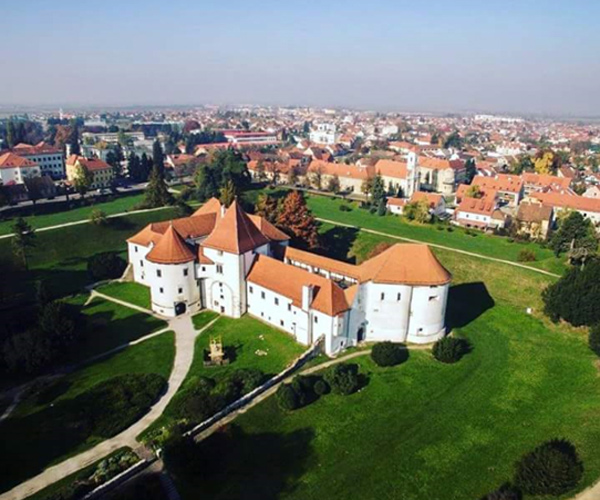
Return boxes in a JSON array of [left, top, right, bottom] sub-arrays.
[[178, 287, 183, 294], [380, 292, 385, 301], [274, 297, 279, 305], [397, 293, 401, 301], [261, 291, 265, 299], [216, 265, 223, 274], [159, 287, 164, 293], [183, 268, 188, 276], [249, 286, 254, 294], [157, 269, 162, 277]]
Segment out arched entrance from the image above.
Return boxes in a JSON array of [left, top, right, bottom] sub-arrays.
[[175, 302, 187, 316]]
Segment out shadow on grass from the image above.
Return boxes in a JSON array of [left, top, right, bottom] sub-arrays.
[[446, 282, 495, 331], [316, 225, 360, 263], [166, 424, 315, 500]]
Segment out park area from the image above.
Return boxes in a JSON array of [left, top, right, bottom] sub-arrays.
[[164, 225, 600, 500]]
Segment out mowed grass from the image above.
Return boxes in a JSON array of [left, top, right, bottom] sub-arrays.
[[192, 310, 219, 330], [63, 297, 167, 365], [96, 281, 152, 310], [0, 207, 179, 316], [271, 190, 566, 275], [0, 193, 147, 236], [0, 331, 175, 494], [172, 305, 600, 500], [143, 315, 305, 437]]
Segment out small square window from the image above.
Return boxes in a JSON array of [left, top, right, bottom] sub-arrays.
[[288, 304, 291, 311], [216, 265, 223, 274], [397, 293, 401, 301], [314, 316, 318, 324], [157, 270, 162, 277], [134, 246, 138, 253], [261, 291, 265, 299], [140, 260, 144, 267], [183, 269, 188, 276], [380, 292, 385, 301], [178, 287, 183, 294], [280, 320, 284, 327], [274, 297, 279, 305], [202, 266, 206, 272], [249, 286, 254, 294], [159, 287, 164, 293]]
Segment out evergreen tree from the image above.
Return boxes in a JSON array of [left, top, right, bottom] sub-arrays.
[[68, 124, 81, 155], [127, 152, 141, 181], [73, 164, 94, 197], [465, 158, 477, 183], [371, 175, 386, 214], [142, 166, 174, 208], [6, 120, 16, 148], [152, 139, 165, 174], [549, 211, 598, 257], [140, 153, 152, 181], [12, 217, 36, 269], [277, 191, 319, 249]]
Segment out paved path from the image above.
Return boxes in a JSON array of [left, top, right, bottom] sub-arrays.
[[316, 217, 562, 279], [1, 315, 217, 500], [571, 481, 600, 500]]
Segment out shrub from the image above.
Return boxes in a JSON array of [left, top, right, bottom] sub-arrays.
[[513, 439, 583, 496], [517, 248, 536, 262], [339, 204, 351, 212], [313, 379, 330, 396], [432, 337, 469, 364], [371, 341, 407, 367], [324, 363, 360, 395], [480, 483, 521, 500], [446, 226, 454, 232], [88, 252, 127, 281], [589, 324, 600, 357], [89, 209, 108, 226], [276, 383, 299, 411]]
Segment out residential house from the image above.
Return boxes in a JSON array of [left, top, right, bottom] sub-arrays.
[[65, 155, 114, 189]]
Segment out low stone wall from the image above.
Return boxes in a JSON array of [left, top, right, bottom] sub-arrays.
[[183, 339, 322, 439], [81, 459, 151, 500]]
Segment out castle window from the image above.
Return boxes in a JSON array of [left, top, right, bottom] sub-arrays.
[[397, 293, 401, 301], [159, 287, 164, 293], [429, 296, 438, 302], [216, 265, 223, 274], [183, 269, 188, 276], [178, 287, 183, 294], [134, 246, 138, 253], [140, 260, 144, 267], [157, 270, 162, 277], [218, 250, 223, 256], [280, 320, 284, 327], [274, 297, 279, 305], [380, 292, 385, 301], [202, 266, 206, 272], [249, 286, 254, 294], [261, 291, 265, 299], [288, 304, 292, 311], [314, 316, 318, 324]]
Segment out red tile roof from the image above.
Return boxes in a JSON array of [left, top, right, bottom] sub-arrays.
[[0, 152, 38, 169], [146, 224, 196, 264]]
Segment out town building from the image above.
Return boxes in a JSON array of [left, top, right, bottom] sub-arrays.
[[309, 123, 339, 145], [0, 152, 41, 185], [65, 155, 114, 189], [127, 198, 451, 355], [418, 157, 466, 195], [11, 142, 65, 179], [515, 200, 553, 240]]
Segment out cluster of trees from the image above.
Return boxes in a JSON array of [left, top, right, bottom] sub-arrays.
[[0, 295, 81, 376], [276, 363, 362, 411], [255, 191, 320, 249], [127, 152, 154, 182], [2, 119, 44, 148], [481, 439, 583, 499], [403, 199, 432, 223], [361, 175, 388, 216], [193, 150, 251, 202], [549, 211, 598, 259]]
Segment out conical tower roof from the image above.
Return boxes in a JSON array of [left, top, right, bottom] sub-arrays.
[[202, 200, 269, 254], [146, 223, 195, 264]]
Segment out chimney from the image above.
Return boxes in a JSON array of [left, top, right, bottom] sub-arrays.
[[220, 204, 226, 218], [301, 284, 314, 312]]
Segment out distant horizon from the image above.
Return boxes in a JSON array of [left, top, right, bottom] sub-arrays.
[[3, 0, 600, 118]]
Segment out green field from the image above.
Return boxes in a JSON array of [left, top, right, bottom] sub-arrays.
[[191, 310, 219, 330], [0, 331, 174, 494], [166, 224, 596, 500], [142, 315, 305, 438], [96, 281, 152, 310], [0, 193, 148, 236]]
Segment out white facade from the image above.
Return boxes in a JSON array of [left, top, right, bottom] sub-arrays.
[[0, 163, 41, 185], [21, 152, 64, 179], [309, 123, 339, 145]]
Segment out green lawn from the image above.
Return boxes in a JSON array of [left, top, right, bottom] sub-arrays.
[[0, 207, 179, 327], [142, 315, 305, 439], [0, 193, 148, 236], [96, 281, 152, 310], [62, 297, 167, 365], [0, 331, 175, 494], [192, 310, 220, 330], [170, 305, 600, 500]]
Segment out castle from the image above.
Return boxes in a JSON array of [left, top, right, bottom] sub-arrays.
[[127, 198, 451, 355]]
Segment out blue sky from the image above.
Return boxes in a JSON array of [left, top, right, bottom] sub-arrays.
[[1, 0, 599, 115]]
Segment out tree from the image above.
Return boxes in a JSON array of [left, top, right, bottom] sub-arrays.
[[403, 199, 431, 223], [542, 258, 600, 326], [152, 139, 165, 174], [88, 252, 127, 280], [432, 337, 469, 363], [310, 167, 323, 190], [465, 158, 477, 183], [371, 342, 408, 367], [276, 383, 299, 411], [534, 151, 555, 175], [142, 166, 174, 208], [90, 209, 108, 226], [255, 193, 280, 224], [444, 131, 462, 149], [219, 179, 236, 207], [480, 484, 522, 500], [277, 191, 320, 249], [465, 184, 483, 198], [371, 175, 386, 208], [256, 160, 267, 182], [513, 439, 583, 496], [324, 363, 360, 395], [588, 324, 600, 357], [549, 211, 597, 257], [327, 175, 341, 193], [11, 217, 36, 269], [73, 164, 94, 197], [68, 123, 81, 155], [361, 177, 374, 199], [6, 120, 16, 147], [127, 152, 142, 181]]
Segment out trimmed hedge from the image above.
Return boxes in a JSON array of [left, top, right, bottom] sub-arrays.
[[432, 337, 469, 364], [589, 324, 600, 357], [513, 439, 583, 496], [371, 341, 407, 367], [324, 363, 360, 395]]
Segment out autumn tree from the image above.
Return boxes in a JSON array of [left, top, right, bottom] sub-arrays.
[[219, 179, 237, 207], [327, 175, 341, 193], [403, 199, 431, 223], [534, 151, 556, 175], [465, 184, 483, 198], [12, 217, 36, 269], [73, 164, 94, 197], [277, 191, 319, 249], [255, 193, 280, 224]]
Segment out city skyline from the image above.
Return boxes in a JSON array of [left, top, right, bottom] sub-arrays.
[[2, 0, 600, 116]]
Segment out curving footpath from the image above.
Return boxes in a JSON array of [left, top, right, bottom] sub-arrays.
[[0, 314, 217, 500]]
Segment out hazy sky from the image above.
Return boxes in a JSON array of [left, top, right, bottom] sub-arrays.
[[2, 0, 599, 115]]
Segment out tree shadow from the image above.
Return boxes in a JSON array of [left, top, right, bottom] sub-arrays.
[[166, 425, 315, 500], [315, 226, 359, 263], [446, 282, 495, 331]]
